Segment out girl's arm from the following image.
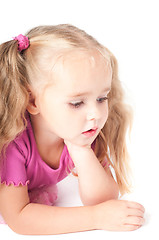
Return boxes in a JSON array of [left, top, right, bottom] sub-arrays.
[[0, 183, 94, 234], [65, 142, 119, 205], [0, 183, 145, 235]]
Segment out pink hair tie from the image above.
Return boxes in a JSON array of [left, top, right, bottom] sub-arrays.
[[13, 34, 30, 52]]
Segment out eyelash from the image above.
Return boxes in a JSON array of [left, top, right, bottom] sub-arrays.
[[69, 97, 108, 109]]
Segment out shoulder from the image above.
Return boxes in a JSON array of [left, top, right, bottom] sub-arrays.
[[0, 113, 35, 186], [2, 112, 35, 165]]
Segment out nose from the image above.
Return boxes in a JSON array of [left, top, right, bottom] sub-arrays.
[[86, 103, 102, 121]]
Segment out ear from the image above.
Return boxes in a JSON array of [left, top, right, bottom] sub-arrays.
[[27, 90, 40, 115]]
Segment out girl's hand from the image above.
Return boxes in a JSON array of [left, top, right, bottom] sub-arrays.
[[94, 199, 145, 231], [64, 139, 92, 160], [64, 139, 91, 150]]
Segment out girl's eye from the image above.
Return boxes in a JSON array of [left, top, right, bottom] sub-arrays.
[[69, 96, 108, 109], [69, 101, 84, 108], [97, 96, 108, 103]]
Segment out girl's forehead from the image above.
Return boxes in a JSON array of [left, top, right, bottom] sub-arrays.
[[63, 49, 109, 66], [47, 49, 112, 94], [52, 49, 111, 77]]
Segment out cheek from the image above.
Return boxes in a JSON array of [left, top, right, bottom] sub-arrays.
[[100, 104, 109, 127], [105, 105, 109, 121], [52, 109, 81, 136]]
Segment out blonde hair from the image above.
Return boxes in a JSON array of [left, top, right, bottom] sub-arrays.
[[0, 24, 132, 194]]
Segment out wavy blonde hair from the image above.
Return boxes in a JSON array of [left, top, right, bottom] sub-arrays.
[[0, 24, 132, 194]]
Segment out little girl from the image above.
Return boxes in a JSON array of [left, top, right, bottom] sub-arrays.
[[0, 24, 145, 234]]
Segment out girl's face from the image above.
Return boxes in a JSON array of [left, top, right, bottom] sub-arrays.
[[35, 50, 112, 146]]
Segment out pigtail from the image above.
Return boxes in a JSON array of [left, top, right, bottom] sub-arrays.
[[0, 40, 29, 156]]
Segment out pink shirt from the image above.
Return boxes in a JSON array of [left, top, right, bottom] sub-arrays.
[[0, 114, 74, 190]]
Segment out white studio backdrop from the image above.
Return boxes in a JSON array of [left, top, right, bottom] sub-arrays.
[[0, 0, 158, 239]]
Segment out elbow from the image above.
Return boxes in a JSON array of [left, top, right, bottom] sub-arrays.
[[7, 221, 30, 235], [106, 181, 119, 201], [0, 217, 26, 235], [9, 226, 25, 236], [5, 212, 32, 235], [82, 183, 119, 206], [109, 182, 119, 200], [8, 222, 39, 235], [6, 213, 33, 235]]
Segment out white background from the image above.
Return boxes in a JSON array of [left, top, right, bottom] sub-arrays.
[[0, 0, 158, 239]]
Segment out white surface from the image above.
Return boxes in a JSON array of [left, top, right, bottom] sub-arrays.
[[0, 0, 158, 239]]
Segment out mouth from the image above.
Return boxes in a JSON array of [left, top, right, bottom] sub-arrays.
[[82, 127, 98, 137]]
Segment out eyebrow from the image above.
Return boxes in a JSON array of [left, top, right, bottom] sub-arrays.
[[68, 87, 111, 98]]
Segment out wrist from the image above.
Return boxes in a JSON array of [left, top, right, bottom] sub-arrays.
[[91, 204, 101, 230], [65, 142, 93, 161], [70, 147, 94, 166]]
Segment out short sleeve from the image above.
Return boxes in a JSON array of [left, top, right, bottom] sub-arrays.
[[0, 141, 29, 186]]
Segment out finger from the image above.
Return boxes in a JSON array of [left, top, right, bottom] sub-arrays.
[[124, 216, 145, 226], [127, 208, 145, 218], [126, 201, 145, 213], [122, 224, 141, 231]]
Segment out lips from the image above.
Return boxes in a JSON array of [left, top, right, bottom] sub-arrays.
[[82, 127, 98, 137]]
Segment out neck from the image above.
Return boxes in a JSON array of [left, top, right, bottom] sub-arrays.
[[29, 113, 64, 153], [29, 113, 64, 169]]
